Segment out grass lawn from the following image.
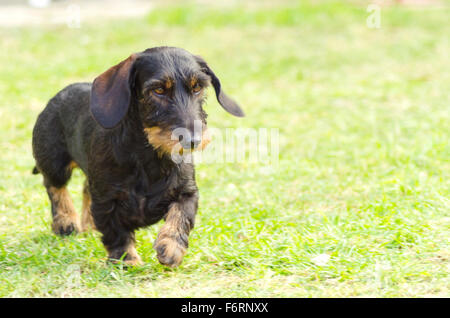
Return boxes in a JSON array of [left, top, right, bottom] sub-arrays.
[[0, 1, 448, 297]]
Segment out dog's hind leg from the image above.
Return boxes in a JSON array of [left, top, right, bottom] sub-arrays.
[[35, 151, 80, 236], [46, 184, 79, 236], [43, 161, 80, 236], [33, 100, 81, 236], [81, 179, 95, 232], [34, 142, 80, 236]]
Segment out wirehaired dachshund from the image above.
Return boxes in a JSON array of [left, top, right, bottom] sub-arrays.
[[32, 47, 244, 267]]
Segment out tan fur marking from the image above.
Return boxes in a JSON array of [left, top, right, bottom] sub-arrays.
[[68, 160, 78, 171], [144, 127, 179, 157], [190, 77, 197, 88], [81, 181, 96, 232], [199, 128, 212, 150], [109, 242, 143, 266], [165, 79, 173, 89], [49, 186, 80, 234], [154, 204, 188, 267], [123, 245, 143, 266], [144, 126, 211, 156]]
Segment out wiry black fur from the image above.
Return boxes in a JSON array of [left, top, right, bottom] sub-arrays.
[[32, 47, 243, 266]]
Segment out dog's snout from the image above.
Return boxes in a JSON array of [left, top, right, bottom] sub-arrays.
[[180, 133, 202, 150], [191, 135, 202, 149]]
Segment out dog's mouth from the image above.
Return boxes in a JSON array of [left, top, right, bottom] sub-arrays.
[[143, 126, 211, 157]]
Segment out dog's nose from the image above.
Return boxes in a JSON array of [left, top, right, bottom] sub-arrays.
[[179, 134, 201, 150], [191, 135, 201, 150]]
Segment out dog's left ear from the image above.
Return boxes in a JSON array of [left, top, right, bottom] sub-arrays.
[[90, 53, 138, 129], [195, 56, 245, 117]]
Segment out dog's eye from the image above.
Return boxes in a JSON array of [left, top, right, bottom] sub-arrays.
[[192, 83, 202, 94], [153, 87, 165, 96]]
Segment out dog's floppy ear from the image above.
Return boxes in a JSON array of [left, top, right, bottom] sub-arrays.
[[195, 56, 244, 117], [90, 53, 138, 128]]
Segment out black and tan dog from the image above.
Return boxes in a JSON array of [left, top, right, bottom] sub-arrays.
[[32, 47, 244, 267]]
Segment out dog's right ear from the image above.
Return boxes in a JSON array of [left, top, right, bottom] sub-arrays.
[[90, 54, 138, 129]]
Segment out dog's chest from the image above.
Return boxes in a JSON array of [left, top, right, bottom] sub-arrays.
[[119, 165, 180, 224]]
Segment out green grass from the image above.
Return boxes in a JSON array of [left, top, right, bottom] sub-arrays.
[[0, 1, 449, 297]]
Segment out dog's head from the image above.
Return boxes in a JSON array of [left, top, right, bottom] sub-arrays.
[[90, 47, 244, 156]]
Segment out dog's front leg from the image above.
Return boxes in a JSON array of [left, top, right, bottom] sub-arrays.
[[91, 201, 142, 266], [154, 193, 198, 267]]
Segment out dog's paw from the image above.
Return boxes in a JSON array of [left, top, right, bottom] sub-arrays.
[[154, 236, 186, 268], [124, 255, 143, 266], [108, 255, 143, 267], [52, 216, 80, 236], [108, 245, 143, 267]]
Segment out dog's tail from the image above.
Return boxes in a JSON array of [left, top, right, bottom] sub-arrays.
[[32, 166, 40, 175]]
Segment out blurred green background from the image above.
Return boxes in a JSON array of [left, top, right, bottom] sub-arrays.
[[0, 0, 448, 297]]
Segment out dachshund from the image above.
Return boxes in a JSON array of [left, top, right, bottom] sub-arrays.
[[32, 46, 244, 267]]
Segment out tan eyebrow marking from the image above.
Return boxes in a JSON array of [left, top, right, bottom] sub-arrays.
[[190, 77, 197, 87], [165, 78, 173, 89]]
